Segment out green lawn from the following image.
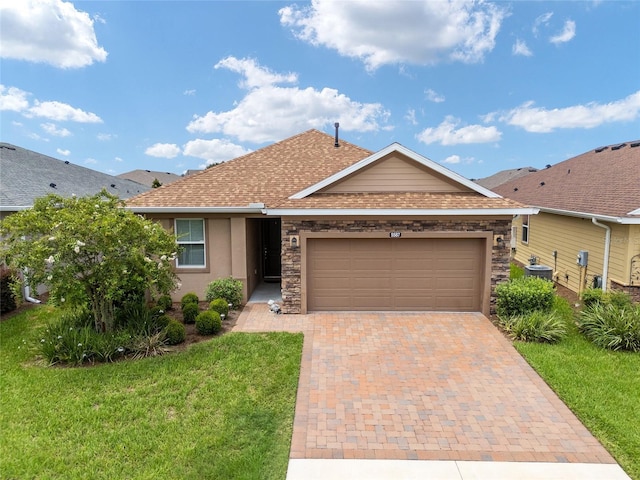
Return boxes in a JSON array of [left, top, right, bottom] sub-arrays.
[[0, 306, 303, 480], [515, 326, 640, 480]]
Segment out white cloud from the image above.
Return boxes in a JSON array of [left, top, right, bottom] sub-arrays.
[[417, 116, 502, 145], [187, 56, 389, 143], [499, 91, 640, 133], [183, 138, 252, 167], [405, 109, 417, 126], [0, 85, 30, 111], [533, 12, 553, 36], [97, 133, 114, 141], [41, 122, 71, 137], [0, 0, 107, 68], [183, 89, 196, 96], [28, 100, 102, 123], [425, 89, 445, 103], [114, 156, 123, 162], [512, 39, 532, 57], [443, 155, 461, 164], [56, 148, 70, 156], [145, 143, 181, 159], [550, 20, 576, 44], [279, 0, 507, 70], [84, 158, 97, 165]]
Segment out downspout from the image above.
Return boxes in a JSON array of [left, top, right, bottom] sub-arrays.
[[22, 268, 41, 304], [591, 218, 611, 292]]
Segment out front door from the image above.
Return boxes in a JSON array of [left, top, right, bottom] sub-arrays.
[[261, 218, 281, 282]]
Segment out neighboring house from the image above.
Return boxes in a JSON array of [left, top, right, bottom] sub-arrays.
[[117, 169, 181, 187], [0, 142, 150, 301], [126, 129, 534, 315], [0, 143, 149, 220], [493, 141, 640, 301], [474, 167, 538, 190]]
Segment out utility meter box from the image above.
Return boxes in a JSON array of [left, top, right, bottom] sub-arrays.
[[577, 250, 589, 267]]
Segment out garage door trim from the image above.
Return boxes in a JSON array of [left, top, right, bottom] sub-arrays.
[[300, 230, 493, 315]]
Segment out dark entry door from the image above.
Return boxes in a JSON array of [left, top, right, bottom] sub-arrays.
[[262, 218, 281, 281]]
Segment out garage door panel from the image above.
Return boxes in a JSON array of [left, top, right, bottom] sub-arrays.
[[307, 237, 484, 312]]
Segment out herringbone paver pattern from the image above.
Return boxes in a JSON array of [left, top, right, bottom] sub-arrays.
[[234, 305, 615, 464]]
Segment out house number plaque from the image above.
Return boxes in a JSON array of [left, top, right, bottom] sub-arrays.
[[389, 231, 402, 238]]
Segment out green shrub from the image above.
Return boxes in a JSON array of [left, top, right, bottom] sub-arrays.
[[205, 277, 243, 308], [195, 310, 222, 335], [499, 310, 567, 343], [180, 292, 199, 308], [154, 314, 172, 331], [509, 263, 524, 280], [115, 302, 157, 335], [209, 298, 229, 316], [0, 269, 17, 314], [495, 277, 555, 318], [578, 303, 640, 352], [182, 302, 199, 324], [164, 320, 186, 345], [581, 288, 633, 310], [157, 294, 173, 311]]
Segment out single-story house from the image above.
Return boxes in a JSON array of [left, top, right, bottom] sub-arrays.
[[126, 129, 535, 315], [493, 141, 640, 301]]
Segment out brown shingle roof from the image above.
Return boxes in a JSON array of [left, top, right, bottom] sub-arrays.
[[274, 192, 526, 210], [475, 167, 538, 190], [127, 129, 527, 213], [493, 141, 640, 218], [127, 130, 372, 208]]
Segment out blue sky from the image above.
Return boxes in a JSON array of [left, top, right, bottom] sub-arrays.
[[1, 0, 639, 181]]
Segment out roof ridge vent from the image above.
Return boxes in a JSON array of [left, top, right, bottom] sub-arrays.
[[611, 143, 626, 151], [594, 146, 608, 153], [630, 141, 640, 148]]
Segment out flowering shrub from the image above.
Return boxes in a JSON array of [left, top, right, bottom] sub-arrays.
[[0, 191, 179, 332]]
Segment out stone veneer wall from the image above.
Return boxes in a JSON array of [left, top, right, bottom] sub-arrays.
[[610, 280, 640, 303], [281, 218, 512, 314]]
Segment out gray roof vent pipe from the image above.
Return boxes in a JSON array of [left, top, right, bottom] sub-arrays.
[[334, 122, 340, 148]]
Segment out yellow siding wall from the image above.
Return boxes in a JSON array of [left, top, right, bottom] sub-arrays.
[[512, 213, 634, 294]]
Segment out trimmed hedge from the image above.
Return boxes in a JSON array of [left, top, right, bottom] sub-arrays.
[[182, 302, 199, 324], [164, 320, 186, 345], [209, 298, 229, 317], [495, 276, 555, 318], [195, 311, 222, 335]]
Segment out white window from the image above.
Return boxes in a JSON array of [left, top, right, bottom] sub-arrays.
[[175, 219, 205, 267], [522, 215, 529, 244]]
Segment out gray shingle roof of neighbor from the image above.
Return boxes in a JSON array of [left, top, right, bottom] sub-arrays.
[[474, 166, 538, 190], [0, 143, 150, 211], [492, 141, 640, 218], [116, 169, 181, 187]]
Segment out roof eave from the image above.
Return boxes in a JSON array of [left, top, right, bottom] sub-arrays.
[[126, 205, 265, 214], [266, 207, 538, 217], [0, 206, 31, 212], [538, 206, 640, 224]]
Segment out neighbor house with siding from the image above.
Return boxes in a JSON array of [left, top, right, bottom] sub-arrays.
[[126, 129, 535, 315], [493, 141, 640, 301]]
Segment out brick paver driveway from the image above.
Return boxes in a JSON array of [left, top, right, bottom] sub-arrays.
[[235, 305, 616, 465]]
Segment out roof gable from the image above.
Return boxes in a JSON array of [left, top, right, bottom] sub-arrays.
[[290, 143, 500, 199]]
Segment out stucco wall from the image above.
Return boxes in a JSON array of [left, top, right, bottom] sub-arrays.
[[281, 217, 511, 315]]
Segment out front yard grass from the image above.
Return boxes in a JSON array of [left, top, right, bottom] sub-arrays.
[[515, 324, 640, 480], [0, 306, 303, 480]]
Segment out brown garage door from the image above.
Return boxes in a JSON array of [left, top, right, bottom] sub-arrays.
[[307, 237, 484, 311]]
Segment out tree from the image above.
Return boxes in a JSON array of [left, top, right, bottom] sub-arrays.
[[0, 191, 179, 332], [151, 178, 162, 188]]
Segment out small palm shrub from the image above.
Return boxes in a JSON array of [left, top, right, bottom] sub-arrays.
[[495, 276, 555, 318], [164, 320, 186, 345], [181, 292, 199, 308], [182, 302, 199, 324], [195, 311, 222, 335], [157, 294, 173, 311], [205, 277, 243, 308], [130, 331, 171, 359], [499, 310, 567, 343], [578, 303, 640, 352], [209, 298, 229, 317]]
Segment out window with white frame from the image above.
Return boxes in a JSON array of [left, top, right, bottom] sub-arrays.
[[522, 215, 529, 244], [175, 219, 205, 267]]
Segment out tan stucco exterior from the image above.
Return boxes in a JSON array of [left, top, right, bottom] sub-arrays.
[[511, 212, 640, 296]]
